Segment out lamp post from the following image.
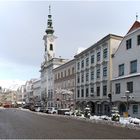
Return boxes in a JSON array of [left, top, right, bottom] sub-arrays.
[[125, 90, 130, 113], [108, 93, 112, 116]]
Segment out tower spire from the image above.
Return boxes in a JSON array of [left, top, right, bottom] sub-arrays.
[[45, 5, 54, 35]]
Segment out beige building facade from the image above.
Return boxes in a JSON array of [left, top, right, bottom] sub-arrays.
[[53, 59, 76, 110], [75, 34, 123, 115]]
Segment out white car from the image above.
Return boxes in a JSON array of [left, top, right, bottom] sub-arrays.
[[48, 107, 58, 114]]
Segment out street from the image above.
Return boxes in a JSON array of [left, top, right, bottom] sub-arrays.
[[0, 108, 140, 139]]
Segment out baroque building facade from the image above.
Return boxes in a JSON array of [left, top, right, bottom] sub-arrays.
[[40, 7, 68, 108], [75, 34, 123, 115], [53, 59, 76, 110], [112, 20, 140, 118]]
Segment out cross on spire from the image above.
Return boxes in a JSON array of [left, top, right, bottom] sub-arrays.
[[136, 12, 138, 21], [49, 5, 51, 15]]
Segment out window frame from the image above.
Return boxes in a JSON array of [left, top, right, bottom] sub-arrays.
[[103, 48, 108, 59], [97, 68, 100, 79], [103, 66, 107, 77], [137, 35, 140, 45], [91, 55, 94, 64], [97, 86, 100, 96], [133, 104, 138, 114], [97, 52, 101, 62], [127, 81, 133, 93], [115, 83, 121, 94], [126, 39, 132, 50], [119, 64, 124, 76], [86, 88, 89, 97], [103, 85, 107, 96], [130, 60, 137, 74]]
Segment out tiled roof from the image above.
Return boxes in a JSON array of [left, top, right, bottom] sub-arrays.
[[127, 21, 140, 34]]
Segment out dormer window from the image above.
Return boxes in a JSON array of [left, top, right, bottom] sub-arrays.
[[126, 39, 132, 50]]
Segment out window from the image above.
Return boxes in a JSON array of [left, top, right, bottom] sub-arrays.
[[97, 68, 100, 78], [68, 69, 70, 75], [133, 105, 138, 114], [77, 90, 80, 98], [86, 88, 89, 97], [97, 52, 100, 62], [91, 70, 94, 80], [81, 89, 84, 97], [97, 86, 100, 96], [77, 62, 80, 70], [86, 72, 89, 82], [115, 83, 120, 94], [103, 48, 108, 59], [103, 85, 107, 96], [72, 67, 74, 74], [81, 60, 84, 68], [103, 67, 107, 77], [126, 39, 132, 49], [58, 73, 60, 79], [130, 60, 137, 73], [77, 75, 80, 83], [81, 73, 84, 83], [127, 81, 133, 93], [119, 64, 124, 76], [86, 57, 89, 66], [55, 74, 57, 80], [91, 55, 94, 64], [91, 87, 94, 94], [50, 44, 53, 51], [61, 72, 63, 78], [137, 35, 140, 45]]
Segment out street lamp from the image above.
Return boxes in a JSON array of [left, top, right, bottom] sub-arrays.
[[108, 93, 112, 116], [125, 90, 130, 113]]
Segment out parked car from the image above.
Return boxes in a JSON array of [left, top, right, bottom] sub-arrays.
[[22, 104, 30, 109], [58, 108, 70, 115], [64, 110, 74, 116], [40, 106, 47, 113], [47, 107, 58, 114]]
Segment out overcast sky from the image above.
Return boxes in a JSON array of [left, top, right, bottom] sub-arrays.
[[0, 0, 140, 83]]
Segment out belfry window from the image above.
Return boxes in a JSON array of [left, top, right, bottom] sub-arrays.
[[50, 44, 53, 51]]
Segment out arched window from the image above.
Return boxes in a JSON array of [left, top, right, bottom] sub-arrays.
[[50, 44, 53, 51]]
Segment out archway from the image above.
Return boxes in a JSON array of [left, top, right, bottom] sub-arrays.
[[87, 101, 95, 115], [75, 101, 80, 109], [102, 101, 110, 115], [81, 101, 87, 111], [119, 103, 126, 115]]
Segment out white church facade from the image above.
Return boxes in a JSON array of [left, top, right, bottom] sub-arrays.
[[40, 7, 68, 108]]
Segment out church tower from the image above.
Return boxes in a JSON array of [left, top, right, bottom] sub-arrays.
[[43, 6, 57, 61]]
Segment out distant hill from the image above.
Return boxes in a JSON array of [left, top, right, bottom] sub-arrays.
[[0, 80, 25, 91]]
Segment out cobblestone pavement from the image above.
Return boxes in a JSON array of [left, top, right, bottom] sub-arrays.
[[0, 108, 140, 139]]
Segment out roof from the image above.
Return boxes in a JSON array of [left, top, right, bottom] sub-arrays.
[[74, 34, 123, 58], [127, 21, 140, 34]]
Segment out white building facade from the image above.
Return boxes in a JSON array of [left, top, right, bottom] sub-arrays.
[[75, 34, 123, 115], [33, 79, 41, 104], [112, 21, 140, 118], [40, 7, 68, 108]]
